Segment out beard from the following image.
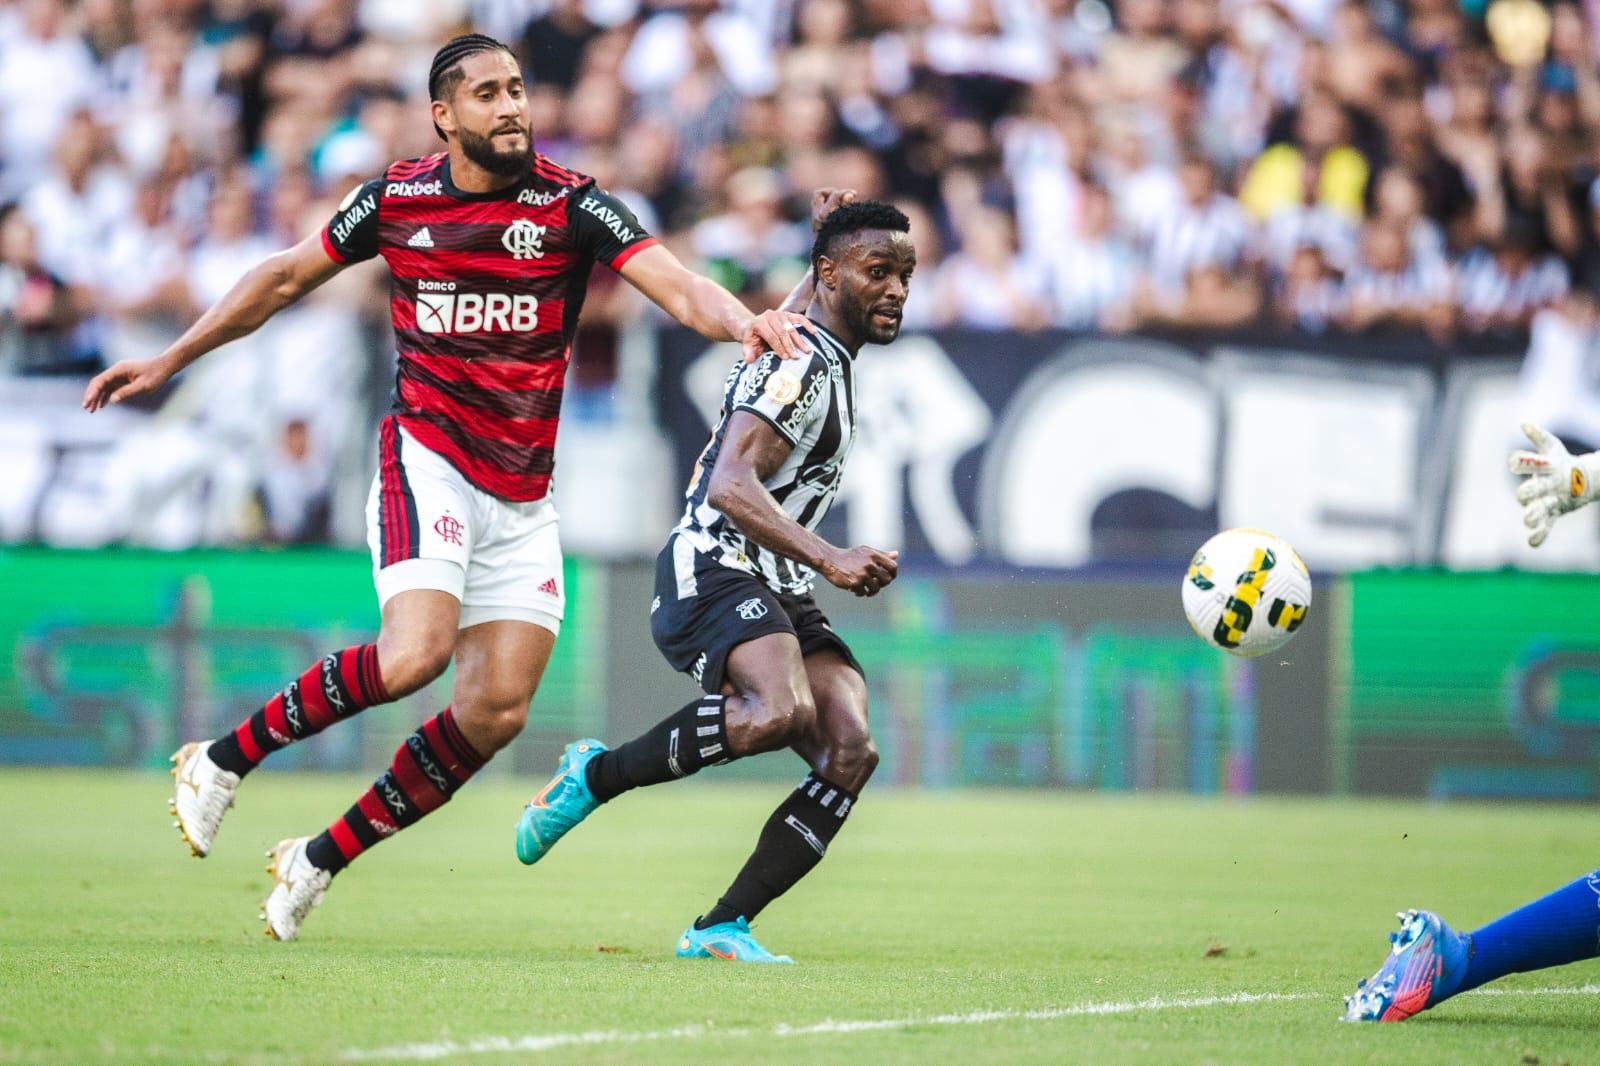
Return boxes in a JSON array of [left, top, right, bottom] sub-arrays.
[[458, 123, 533, 177], [849, 300, 902, 345]]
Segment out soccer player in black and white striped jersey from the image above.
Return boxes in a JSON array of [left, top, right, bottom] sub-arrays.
[[517, 194, 915, 963]]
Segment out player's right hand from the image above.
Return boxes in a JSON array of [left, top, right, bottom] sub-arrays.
[[810, 187, 857, 231], [82, 356, 174, 412], [821, 546, 899, 597], [1508, 421, 1600, 547]]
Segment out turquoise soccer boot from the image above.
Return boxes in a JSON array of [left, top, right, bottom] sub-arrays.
[[515, 739, 606, 865], [675, 917, 795, 964]]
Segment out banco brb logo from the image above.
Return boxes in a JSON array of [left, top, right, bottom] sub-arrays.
[[415, 292, 538, 334], [502, 220, 545, 259]]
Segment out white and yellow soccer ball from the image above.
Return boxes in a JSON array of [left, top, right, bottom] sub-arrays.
[[1181, 528, 1312, 658]]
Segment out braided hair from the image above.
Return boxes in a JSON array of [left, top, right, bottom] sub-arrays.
[[427, 33, 517, 141]]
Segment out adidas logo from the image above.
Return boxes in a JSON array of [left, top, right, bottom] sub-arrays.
[[538, 577, 559, 596], [407, 227, 434, 248]]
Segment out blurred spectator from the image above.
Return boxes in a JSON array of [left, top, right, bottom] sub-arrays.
[[1145, 154, 1251, 301], [933, 204, 1049, 330], [521, 0, 601, 90], [1368, 167, 1449, 273], [691, 166, 810, 310], [97, 176, 191, 366], [1324, 1, 1412, 115], [20, 112, 130, 289], [621, 0, 776, 99], [1041, 182, 1136, 330], [1134, 261, 1263, 329], [187, 178, 279, 309], [1458, 219, 1571, 333], [256, 417, 333, 544], [0, 0, 98, 201], [892, 196, 943, 331], [1487, 125, 1583, 258], [1241, 92, 1369, 222], [1272, 243, 1345, 333], [1338, 219, 1455, 340], [1518, 290, 1600, 453], [0, 206, 80, 373]]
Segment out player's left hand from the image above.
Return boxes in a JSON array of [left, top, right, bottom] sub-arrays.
[[742, 309, 813, 364], [1508, 421, 1600, 547]]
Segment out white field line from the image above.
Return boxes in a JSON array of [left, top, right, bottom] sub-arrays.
[[342, 984, 1600, 1062], [342, 991, 1309, 1061]]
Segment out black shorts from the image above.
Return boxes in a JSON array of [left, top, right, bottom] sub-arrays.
[[650, 534, 864, 694]]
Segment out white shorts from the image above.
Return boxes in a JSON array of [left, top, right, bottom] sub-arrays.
[[365, 419, 564, 634]]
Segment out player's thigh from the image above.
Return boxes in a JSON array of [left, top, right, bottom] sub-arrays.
[[722, 632, 817, 749], [798, 649, 876, 789], [804, 649, 869, 738], [373, 590, 461, 696], [449, 619, 557, 753]]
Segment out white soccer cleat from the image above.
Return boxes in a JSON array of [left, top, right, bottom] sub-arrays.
[[261, 837, 332, 942], [168, 741, 239, 858]]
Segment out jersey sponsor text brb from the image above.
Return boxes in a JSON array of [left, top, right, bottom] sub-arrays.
[[674, 324, 857, 596], [320, 151, 657, 502]]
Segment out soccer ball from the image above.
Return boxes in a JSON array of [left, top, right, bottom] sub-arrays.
[[1181, 528, 1312, 658]]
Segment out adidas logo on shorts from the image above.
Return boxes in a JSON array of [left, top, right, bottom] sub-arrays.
[[407, 227, 435, 248], [538, 577, 558, 596]]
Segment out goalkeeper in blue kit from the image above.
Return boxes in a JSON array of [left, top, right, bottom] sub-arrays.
[[1343, 423, 1600, 1022]]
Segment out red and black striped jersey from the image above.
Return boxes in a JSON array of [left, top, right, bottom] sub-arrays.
[[322, 151, 657, 501]]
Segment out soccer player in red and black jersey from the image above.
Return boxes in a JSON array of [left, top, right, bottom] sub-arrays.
[[82, 33, 816, 941]]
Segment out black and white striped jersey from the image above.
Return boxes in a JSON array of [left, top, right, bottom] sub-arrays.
[[671, 322, 857, 596]]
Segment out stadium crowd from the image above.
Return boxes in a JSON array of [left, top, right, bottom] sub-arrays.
[[5, 0, 1600, 371], [6, 0, 1600, 545]]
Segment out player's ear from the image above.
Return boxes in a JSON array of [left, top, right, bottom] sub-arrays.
[[816, 255, 838, 290], [430, 99, 455, 139]]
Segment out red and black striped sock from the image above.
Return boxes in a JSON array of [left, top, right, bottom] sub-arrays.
[[207, 645, 388, 776], [304, 707, 485, 873]]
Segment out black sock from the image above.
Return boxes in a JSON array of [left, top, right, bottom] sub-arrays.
[[696, 772, 857, 929], [585, 695, 729, 803]]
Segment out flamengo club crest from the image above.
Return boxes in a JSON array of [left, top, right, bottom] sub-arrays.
[[502, 219, 545, 260], [434, 514, 464, 546]]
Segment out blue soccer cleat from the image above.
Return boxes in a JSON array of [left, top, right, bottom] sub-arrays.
[[675, 917, 795, 964], [515, 739, 606, 865], [1342, 909, 1470, 1022]]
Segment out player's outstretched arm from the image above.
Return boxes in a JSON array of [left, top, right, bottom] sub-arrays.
[[614, 187, 857, 364], [708, 411, 898, 597], [82, 231, 345, 412], [618, 243, 813, 363], [1508, 421, 1600, 546]]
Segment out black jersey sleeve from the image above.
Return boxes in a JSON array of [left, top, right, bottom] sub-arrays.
[[569, 186, 657, 270], [321, 178, 383, 264], [729, 344, 831, 446]]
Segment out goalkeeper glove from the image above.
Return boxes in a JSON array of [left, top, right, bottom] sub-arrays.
[[1508, 421, 1600, 547]]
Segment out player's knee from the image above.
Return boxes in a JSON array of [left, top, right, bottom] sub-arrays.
[[376, 634, 454, 697], [778, 690, 818, 744], [828, 729, 878, 788], [733, 683, 815, 752], [467, 702, 527, 753]]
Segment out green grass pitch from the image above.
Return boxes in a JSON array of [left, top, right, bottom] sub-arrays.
[[3, 769, 1597, 1063]]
